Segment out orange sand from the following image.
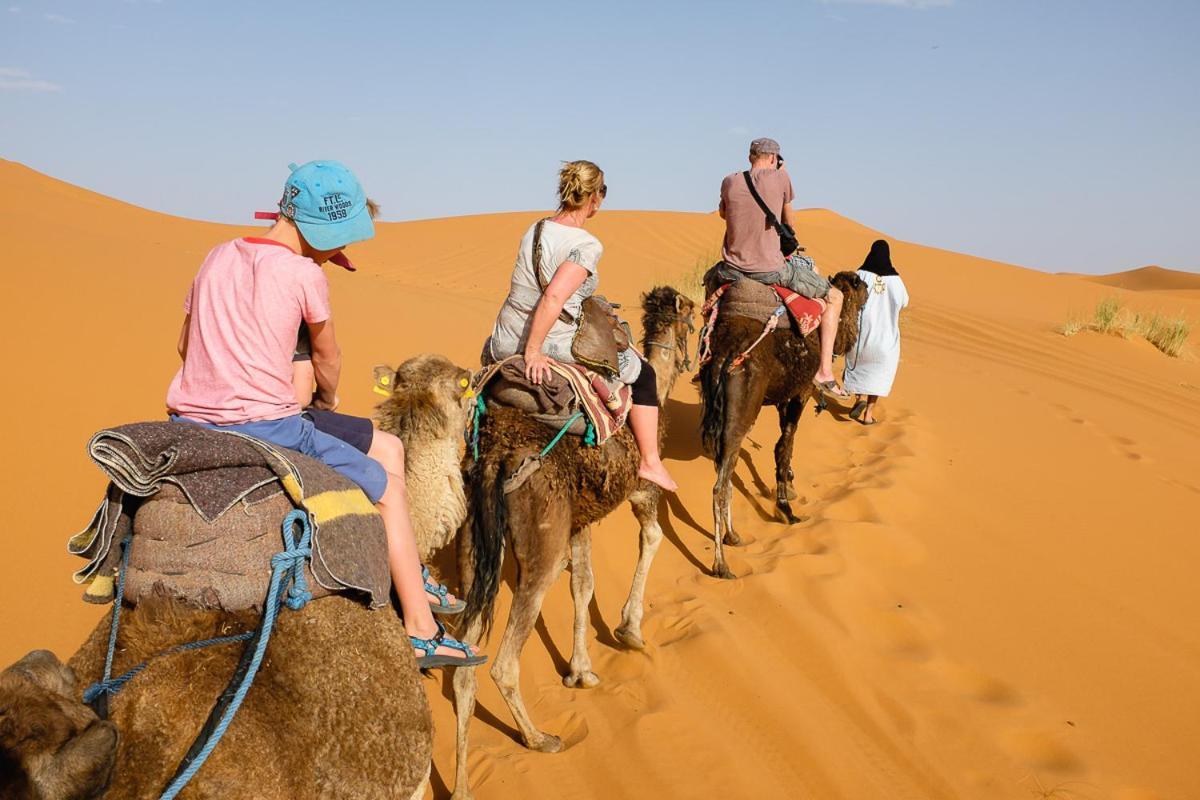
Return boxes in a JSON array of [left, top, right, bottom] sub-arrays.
[[2, 158, 1198, 799]]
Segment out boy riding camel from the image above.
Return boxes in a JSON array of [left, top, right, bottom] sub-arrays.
[[166, 160, 483, 669], [716, 138, 848, 398]]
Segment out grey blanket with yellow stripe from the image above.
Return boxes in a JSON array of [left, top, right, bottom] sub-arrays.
[[68, 421, 390, 610]]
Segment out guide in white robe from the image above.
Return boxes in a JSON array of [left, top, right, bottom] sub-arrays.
[[843, 245, 909, 397]]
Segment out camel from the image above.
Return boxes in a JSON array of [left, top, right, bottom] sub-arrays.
[[448, 286, 695, 800], [1, 354, 477, 800], [374, 354, 474, 560], [698, 270, 868, 579]]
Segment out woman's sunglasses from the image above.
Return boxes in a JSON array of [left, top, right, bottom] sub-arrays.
[[600, 184, 608, 199]]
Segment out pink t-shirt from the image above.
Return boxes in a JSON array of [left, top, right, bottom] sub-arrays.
[[166, 238, 331, 424], [719, 167, 795, 273]]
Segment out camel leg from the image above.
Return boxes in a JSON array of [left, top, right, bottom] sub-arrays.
[[774, 399, 807, 524], [615, 488, 662, 650], [451, 614, 484, 800], [451, 520, 483, 800], [712, 368, 764, 556], [712, 449, 739, 579], [408, 762, 432, 800], [564, 525, 600, 688], [491, 543, 568, 752]]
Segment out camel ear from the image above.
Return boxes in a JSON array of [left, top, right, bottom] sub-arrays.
[[372, 365, 398, 398], [674, 293, 685, 314]]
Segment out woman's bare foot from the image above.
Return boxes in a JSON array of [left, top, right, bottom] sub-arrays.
[[638, 459, 678, 492]]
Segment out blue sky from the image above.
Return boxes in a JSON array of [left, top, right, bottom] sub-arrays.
[[2, 0, 1197, 274]]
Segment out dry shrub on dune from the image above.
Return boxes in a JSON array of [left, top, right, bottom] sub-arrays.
[[1059, 296, 1191, 357]]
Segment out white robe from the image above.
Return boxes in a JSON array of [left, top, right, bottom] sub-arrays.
[[842, 271, 909, 397]]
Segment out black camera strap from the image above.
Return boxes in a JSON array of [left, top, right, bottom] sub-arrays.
[[742, 170, 783, 228]]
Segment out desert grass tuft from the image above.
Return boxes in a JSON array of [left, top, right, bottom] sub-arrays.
[[1138, 312, 1190, 357], [1092, 297, 1122, 334], [1059, 296, 1191, 357]]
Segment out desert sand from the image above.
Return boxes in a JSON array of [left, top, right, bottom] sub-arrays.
[[2, 157, 1198, 799]]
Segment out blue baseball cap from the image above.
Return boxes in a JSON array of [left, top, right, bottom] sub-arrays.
[[277, 160, 374, 251]]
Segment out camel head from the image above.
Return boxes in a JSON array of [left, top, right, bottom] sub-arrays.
[[829, 271, 869, 357], [0, 650, 117, 800], [374, 354, 474, 444], [640, 286, 697, 400]]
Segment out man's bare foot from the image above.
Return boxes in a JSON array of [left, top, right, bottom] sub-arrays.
[[638, 460, 678, 492]]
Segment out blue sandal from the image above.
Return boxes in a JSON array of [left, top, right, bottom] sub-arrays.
[[411, 619, 487, 669], [423, 565, 466, 616]]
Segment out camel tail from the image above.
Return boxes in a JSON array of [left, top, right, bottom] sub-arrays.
[[463, 458, 509, 637], [699, 355, 733, 465]]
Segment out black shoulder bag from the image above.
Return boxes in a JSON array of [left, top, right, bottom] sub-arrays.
[[742, 170, 799, 257]]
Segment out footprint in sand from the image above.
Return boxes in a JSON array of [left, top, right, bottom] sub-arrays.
[[1000, 727, 1082, 773], [929, 660, 1022, 706], [655, 613, 700, 647]]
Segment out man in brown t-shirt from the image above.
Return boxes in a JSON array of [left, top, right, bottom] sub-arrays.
[[717, 138, 847, 397]]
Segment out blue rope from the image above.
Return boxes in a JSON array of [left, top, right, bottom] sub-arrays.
[[159, 508, 313, 800], [95, 532, 132, 705], [584, 420, 596, 447], [539, 411, 584, 458], [83, 631, 253, 705], [84, 531, 259, 707], [470, 394, 486, 461]]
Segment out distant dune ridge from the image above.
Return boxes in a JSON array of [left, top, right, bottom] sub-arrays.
[[2, 158, 1199, 800], [1080, 264, 1200, 292]]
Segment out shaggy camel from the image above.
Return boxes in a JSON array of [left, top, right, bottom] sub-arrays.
[[374, 354, 474, 560], [2, 596, 431, 800], [447, 286, 695, 800], [0, 650, 116, 800], [1, 354, 477, 800], [699, 270, 868, 578]]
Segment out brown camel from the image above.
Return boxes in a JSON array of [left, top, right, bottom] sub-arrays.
[[1, 354, 478, 800], [448, 286, 695, 800], [699, 270, 868, 579], [2, 596, 430, 800], [0, 650, 116, 800]]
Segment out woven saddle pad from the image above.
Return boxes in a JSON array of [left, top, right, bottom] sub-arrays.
[[123, 485, 331, 612]]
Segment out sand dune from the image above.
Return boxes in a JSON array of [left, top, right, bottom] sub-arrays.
[[2, 159, 1199, 800], [1082, 265, 1200, 293]]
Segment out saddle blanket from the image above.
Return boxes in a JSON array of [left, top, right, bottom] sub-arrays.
[[472, 356, 632, 447], [68, 422, 391, 611]]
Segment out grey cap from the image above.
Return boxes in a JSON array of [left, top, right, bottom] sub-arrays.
[[749, 137, 781, 156]]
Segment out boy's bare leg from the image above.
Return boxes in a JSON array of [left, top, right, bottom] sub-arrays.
[[369, 431, 478, 658]]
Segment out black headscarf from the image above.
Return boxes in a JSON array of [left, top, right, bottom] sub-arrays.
[[859, 239, 899, 277]]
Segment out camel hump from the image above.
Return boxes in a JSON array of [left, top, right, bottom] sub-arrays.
[[716, 279, 793, 329]]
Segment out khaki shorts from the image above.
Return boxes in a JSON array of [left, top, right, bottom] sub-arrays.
[[717, 254, 831, 300]]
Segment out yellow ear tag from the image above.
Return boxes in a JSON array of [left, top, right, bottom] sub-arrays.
[[371, 366, 396, 397], [459, 378, 469, 388]]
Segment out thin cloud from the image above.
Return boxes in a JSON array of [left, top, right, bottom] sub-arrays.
[[0, 67, 63, 92], [44, 12, 76, 23], [8, 6, 21, 13], [819, 0, 953, 8]]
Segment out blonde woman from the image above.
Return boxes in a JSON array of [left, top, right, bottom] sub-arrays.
[[485, 160, 677, 491]]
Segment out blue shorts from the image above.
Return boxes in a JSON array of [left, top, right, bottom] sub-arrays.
[[172, 414, 388, 504]]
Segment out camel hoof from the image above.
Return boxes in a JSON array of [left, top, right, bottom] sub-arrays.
[[776, 503, 806, 525], [722, 530, 742, 546], [526, 732, 563, 753], [614, 626, 646, 651], [713, 562, 736, 580], [563, 670, 601, 689]]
